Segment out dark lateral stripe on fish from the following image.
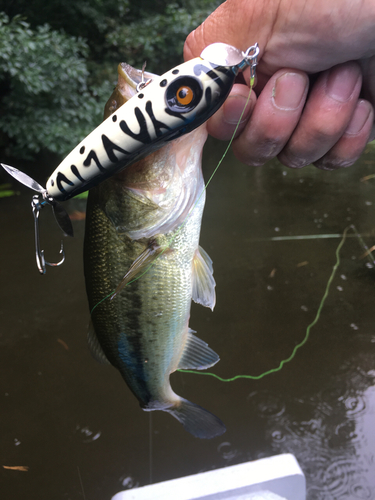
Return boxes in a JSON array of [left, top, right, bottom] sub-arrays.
[[116, 280, 152, 396]]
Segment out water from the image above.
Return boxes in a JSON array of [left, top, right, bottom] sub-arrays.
[[1, 140, 375, 499]]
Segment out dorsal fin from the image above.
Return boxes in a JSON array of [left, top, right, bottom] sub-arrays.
[[177, 328, 219, 370], [191, 245, 216, 311]]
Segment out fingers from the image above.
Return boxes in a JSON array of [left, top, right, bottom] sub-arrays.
[[222, 61, 372, 169], [360, 55, 375, 143], [278, 62, 364, 168], [313, 100, 374, 169], [229, 70, 310, 166]]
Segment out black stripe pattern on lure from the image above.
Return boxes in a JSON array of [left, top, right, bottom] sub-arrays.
[[1, 42, 259, 273]]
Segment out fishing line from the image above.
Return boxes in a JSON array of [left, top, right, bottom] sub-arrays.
[[149, 413, 153, 485], [90, 78, 255, 315], [178, 225, 360, 381], [77, 466, 86, 500]]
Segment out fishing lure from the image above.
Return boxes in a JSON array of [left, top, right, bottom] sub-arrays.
[[1, 42, 259, 273]]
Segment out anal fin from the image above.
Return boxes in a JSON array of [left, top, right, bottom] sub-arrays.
[[192, 245, 216, 311], [178, 328, 219, 370]]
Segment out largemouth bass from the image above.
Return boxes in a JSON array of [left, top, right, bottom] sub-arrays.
[[84, 63, 226, 438]]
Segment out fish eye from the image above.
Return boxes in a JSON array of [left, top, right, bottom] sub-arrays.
[[165, 76, 203, 113]]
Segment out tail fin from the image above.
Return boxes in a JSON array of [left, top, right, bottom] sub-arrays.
[[166, 398, 226, 439]]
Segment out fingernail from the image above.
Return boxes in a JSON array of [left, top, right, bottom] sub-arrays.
[[223, 95, 252, 124], [273, 72, 307, 110], [345, 100, 372, 135], [326, 63, 361, 102]]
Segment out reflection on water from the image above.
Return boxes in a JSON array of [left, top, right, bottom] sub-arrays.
[[76, 425, 102, 443], [0, 142, 375, 499], [248, 368, 375, 499]]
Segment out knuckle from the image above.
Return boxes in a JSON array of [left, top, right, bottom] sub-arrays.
[[309, 121, 344, 143], [234, 149, 265, 167], [315, 151, 362, 170], [315, 158, 355, 170], [239, 138, 283, 166], [278, 150, 310, 169]]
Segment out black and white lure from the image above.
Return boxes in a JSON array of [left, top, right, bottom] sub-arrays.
[[1, 42, 259, 273]]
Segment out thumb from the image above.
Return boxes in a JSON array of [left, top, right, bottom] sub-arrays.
[[184, 1, 250, 61], [183, 0, 273, 62]]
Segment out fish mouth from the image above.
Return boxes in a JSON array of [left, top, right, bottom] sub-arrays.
[[103, 63, 158, 119], [118, 63, 158, 100]]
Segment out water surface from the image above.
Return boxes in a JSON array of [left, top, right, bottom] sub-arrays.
[[1, 140, 375, 499]]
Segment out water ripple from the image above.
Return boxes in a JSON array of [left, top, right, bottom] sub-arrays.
[[344, 394, 366, 418], [76, 425, 101, 443], [217, 441, 238, 462], [247, 391, 285, 419], [119, 475, 139, 489], [323, 458, 369, 498]]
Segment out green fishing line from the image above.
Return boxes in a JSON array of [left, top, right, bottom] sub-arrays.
[[91, 79, 255, 314], [89, 80, 364, 382], [178, 226, 351, 381]]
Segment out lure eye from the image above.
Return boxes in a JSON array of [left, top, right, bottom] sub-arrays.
[[176, 86, 194, 105], [165, 76, 203, 113]]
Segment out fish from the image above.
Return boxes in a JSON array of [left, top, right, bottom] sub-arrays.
[[84, 62, 226, 439]]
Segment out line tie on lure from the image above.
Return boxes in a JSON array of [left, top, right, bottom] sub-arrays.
[[1, 42, 259, 274]]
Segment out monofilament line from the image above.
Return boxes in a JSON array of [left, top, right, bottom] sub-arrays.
[[179, 225, 352, 381]]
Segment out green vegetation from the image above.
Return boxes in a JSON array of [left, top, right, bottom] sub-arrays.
[[0, 183, 18, 197], [0, 1, 221, 160]]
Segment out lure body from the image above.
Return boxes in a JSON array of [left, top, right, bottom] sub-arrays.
[[0, 42, 259, 273], [46, 57, 239, 201]]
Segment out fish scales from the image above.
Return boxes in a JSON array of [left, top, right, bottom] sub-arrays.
[[84, 64, 225, 439]]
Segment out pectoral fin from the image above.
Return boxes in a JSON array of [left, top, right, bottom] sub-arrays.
[[111, 241, 166, 299], [177, 328, 219, 370], [191, 246, 216, 310], [87, 321, 111, 365]]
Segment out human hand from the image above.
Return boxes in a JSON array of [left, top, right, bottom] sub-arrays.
[[184, 0, 375, 169]]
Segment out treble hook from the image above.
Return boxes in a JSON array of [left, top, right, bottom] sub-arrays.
[[136, 61, 152, 92], [31, 195, 65, 274]]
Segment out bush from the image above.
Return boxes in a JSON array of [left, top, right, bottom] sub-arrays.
[[0, 13, 112, 158], [0, 1, 222, 160]]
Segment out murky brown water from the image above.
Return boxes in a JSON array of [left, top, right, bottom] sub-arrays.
[[1, 140, 375, 499]]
